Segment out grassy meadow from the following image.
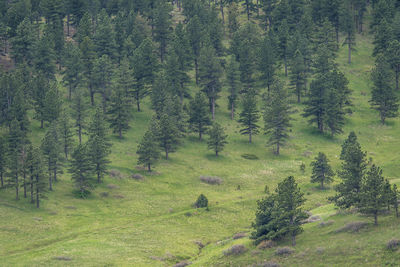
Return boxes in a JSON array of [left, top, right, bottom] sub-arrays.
[[2, 12, 400, 267]]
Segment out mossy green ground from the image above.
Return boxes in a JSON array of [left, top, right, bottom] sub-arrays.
[[1, 23, 400, 267]]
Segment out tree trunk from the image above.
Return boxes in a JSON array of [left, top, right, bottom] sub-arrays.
[[212, 97, 215, 120], [199, 129, 202, 140], [396, 69, 399, 90], [90, 85, 95, 106], [78, 125, 82, 145], [348, 41, 351, 64], [30, 175, 34, 204], [284, 55, 288, 76], [119, 128, 122, 139], [374, 212, 378, 225], [23, 172, 26, 198], [148, 163, 151, 172], [291, 234, 296, 246], [396, 206, 399, 218], [15, 173, 19, 200], [195, 58, 199, 85], [40, 120, 43, 129], [220, 0, 224, 24], [276, 142, 280, 155], [97, 170, 101, 183], [53, 165, 57, 182], [297, 87, 301, 103], [216, 150, 218, 156], [136, 91, 141, 112], [321, 180, 324, 189], [0, 172, 3, 187], [231, 102, 234, 120], [69, 85, 72, 100], [246, 0, 250, 20], [36, 186, 40, 208], [165, 148, 169, 160], [67, 14, 70, 36], [249, 128, 252, 143]]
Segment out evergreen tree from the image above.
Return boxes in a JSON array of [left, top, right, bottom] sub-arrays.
[[238, 90, 260, 143], [62, 42, 84, 100], [370, 58, 399, 124], [92, 55, 113, 112], [186, 16, 203, 85], [357, 164, 386, 225], [310, 152, 334, 189], [10, 17, 35, 65], [188, 92, 212, 140], [75, 12, 93, 43], [69, 143, 94, 198], [153, 1, 172, 62], [227, 2, 240, 36], [154, 114, 181, 160], [330, 132, 367, 209], [251, 176, 307, 246], [41, 122, 62, 191], [108, 86, 131, 139], [372, 18, 393, 57], [136, 129, 160, 171], [7, 119, 23, 200], [277, 19, 290, 76], [226, 56, 241, 120], [58, 109, 74, 159], [340, 0, 356, 64], [207, 122, 228, 156], [79, 36, 96, 105], [258, 35, 276, 92], [387, 40, 400, 91], [72, 89, 88, 144], [198, 44, 223, 120], [33, 27, 56, 80], [131, 38, 157, 111], [263, 81, 291, 155], [27, 145, 46, 208], [93, 9, 117, 59], [42, 82, 62, 125], [88, 107, 111, 183], [392, 184, 399, 218], [289, 50, 306, 103]]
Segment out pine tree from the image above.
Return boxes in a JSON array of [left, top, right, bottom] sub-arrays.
[[372, 18, 393, 57], [58, 109, 74, 159], [153, 1, 172, 62], [277, 19, 290, 76], [154, 114, 181, 160], [370, 57, 399, 124], [75, 12, 93, 43], [10, 17, 35, 65], [108, 86, 131, 139], [136, 129, 160, 171], [41, 122, 62, 191], [207, 122, 228, 156], [92, 55, 113, 112], [93, 9, 117, 59], [357, 164, 386, 225], [198, 44, 223, 120], [186, 16, 203, 85], [72, 89, 88, 145], [226, 56, 241, 120], [387, 40, 400, 90], [62, 42, 84, 100], [42, 82, 62, 125], [188, 92, 212, 140], [238, 90, 260, 143], [330, 132, 367, 209], [26, 145, 46, 208], [258, 35, 276, 92], [33, 27, 56, 80], [392, 184, 399, 218], [69, 143, 94, 198], [88, 107, 111, 183], [263, 81, 291, 155], [251, 176, 307, 246], [289, 50, 306, 103], [131, 38, 157, 111], [7, 119, 23, 200], [310, 152, 334, 189], [79, 36, 96, 105], [227, 2, 240, 36], [340, 0, 356, 64]]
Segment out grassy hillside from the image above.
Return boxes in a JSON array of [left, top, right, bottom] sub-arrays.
[[1, 13, 400, 267]]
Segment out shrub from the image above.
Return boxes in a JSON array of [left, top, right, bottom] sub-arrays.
[[184, 212, 192, 217], [113, 194, 125, 199], [304, 215, 321, 223], [300, 163, 306, 173], [200, 176, 222, 185], [255, 261, 280, 267], [241, 154, 259, 160], [107, 184, 119, 189], [233, 232, 247, 239], [53, 256, 72, 261], [387, 239, 400, 251], [316, 247, 325, 254], [257, 240, 276, 250], [223, 244, 247, 256], [131, 173, 144, 180], [319, 220, 334, 227], [173, 260, 191, 267], [194, 240, 204, 249], [275, 247, 294, 256], [335, 221, 368, 233], [100, 192, 109, 197], [109, 169, 123, 178], [194, 194, 208, 208]]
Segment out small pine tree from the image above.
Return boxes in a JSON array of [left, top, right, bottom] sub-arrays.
[[188, 92, 212, 140], [392, 184, 399, 218], [310, 152, 334, 189], [370, 57, 399, 124], [226, 56, 241, 120], [27, 146, 47, 208], [72, 89, 88, 145], [69, 144, 94, 198], [358, 164, 386, 225], [7, 119, 23, 200], [41, 122, 62, 191], [258, 35, 276, 92], [108, 86, 131, 139], [154, 114, 181, 160], [289, 50, 306, 103], [136, 130, 160, 172], [58, 109, 74, 159], [238, 90, 260, 143], [263, 81, 291, 155], [195, 194, 208, 208], [207, 123, 228, 156]]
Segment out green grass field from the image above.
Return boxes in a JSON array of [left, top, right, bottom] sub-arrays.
[[2, 17, 400, 267]]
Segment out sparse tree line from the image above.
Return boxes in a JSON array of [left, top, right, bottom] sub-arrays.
[[0, 0, 399, 207], [251, 132, 399, 248]]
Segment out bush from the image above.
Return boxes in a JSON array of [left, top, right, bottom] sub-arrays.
[[300, 163, 306, 173], [275, 247, 294, 256], [53, 256, 72, 261], [200, 176, 222, 185], [233, 232, 247, 239], [257, 240, 276, 250], [109, 169, 123, 178], [113, 194, 125, 199], [335, 221, 368, 233], [131, 173, 144, 180], [316, 247, 325, 254], [223, 244, 247, 256], [107, 184, 119, 189], [194, 194, 208, 208], [304, 215, 321, 223], [255, 261, 280, 267], [241, 154, 259, 160], [387, 239, 400, 251], [100, 192, 109, 197], [319, 220, 334, 227], [173, 260, 191, 267]]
